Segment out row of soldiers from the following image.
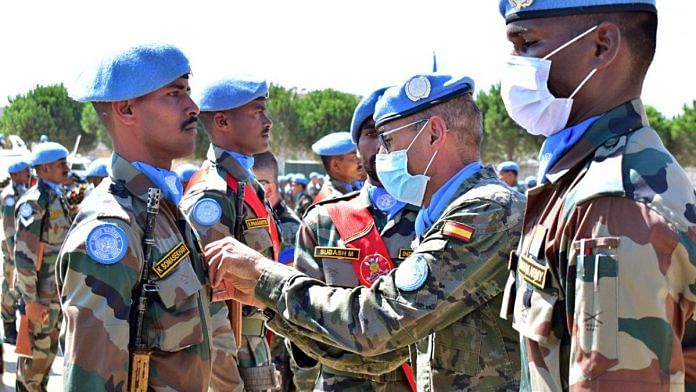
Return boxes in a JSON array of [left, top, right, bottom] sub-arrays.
[[5, 1, 696, 391]]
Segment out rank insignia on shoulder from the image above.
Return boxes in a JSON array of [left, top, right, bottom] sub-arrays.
[[442, 221, 475, 242], [153, 241, 190, 279], [313, 246, 360, 260], [19, 203, 33, 219], [86, 223, 129, 265], [395, 254, 429, 292], [398, 248, 413, 259], [5, 197, 15, 208], [245, 217, 269, 230], [193, 198, 222, 226]]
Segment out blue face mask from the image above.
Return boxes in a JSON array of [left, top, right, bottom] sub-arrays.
[[375, 120, 439, 207]]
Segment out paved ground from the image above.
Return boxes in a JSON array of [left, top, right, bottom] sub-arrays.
[[1, 343, 62, 391]]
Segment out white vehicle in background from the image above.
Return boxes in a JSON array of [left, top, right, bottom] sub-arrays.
[[0, 135, 31, 182]]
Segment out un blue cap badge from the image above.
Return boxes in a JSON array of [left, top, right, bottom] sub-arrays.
[[405, 76, 431, 102], [86, 223, 129, 265], [193, 198, 222, 226], [509, 0, 533, 9], [19, 203, 33, 219], [395, 254, 429, 291]]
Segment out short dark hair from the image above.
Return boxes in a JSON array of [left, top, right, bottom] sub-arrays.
[[419, 93, 483, 156], [253, 151, 279, 181], [320, 155, 336, 175]]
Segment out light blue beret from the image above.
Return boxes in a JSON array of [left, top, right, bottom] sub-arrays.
[[525, 176, 538, 188], [292, 173, 308, 185], [351, 87, 389, 144], [70, 43, 191, 102], [8, 158, 30, 174], [40, 134, 48, 143], [374, 73, 475, 127], [86, 158, 110, 178], [31, 142, 68, 166], [497, 161, 520, 173], [175, 163, 199, 182], [499, 0, 656, 23], [311, 132, 356, 156], [194, 77, 268, 112], [309, 172, 320, 179]]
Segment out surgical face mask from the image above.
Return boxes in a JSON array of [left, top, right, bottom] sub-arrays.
[[501, 25, 599, 137], [376, 120, 439, 206]]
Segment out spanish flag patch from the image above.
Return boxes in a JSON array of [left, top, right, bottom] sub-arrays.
[[442, 221, 475, 242]]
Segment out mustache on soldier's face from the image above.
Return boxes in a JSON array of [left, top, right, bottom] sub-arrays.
[[181, 116, 198, 130]]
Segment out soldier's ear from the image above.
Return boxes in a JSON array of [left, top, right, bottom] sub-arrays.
[[111, 100, 136, 126], [214, 112, 229, 129], [428, 116, 448, 148]]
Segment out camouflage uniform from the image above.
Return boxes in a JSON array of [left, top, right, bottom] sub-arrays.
[[313, 177, 355, 203], [501, 99, 696, 391], [15, 179, 72, 391], [57, 154, 214, 391], [293, 191, 314, 218], [284, 186, 418, 391], [1, 181, 24, 328], [262, 166, 524, 391], [180, 144, 279, 391]]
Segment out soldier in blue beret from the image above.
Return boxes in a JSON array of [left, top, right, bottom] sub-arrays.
[[174, 163, 199, 190], [0, 157, 31, 346], [180, 75, 279, 391], [203, 72, 526, 391], [290, 173, 314, 217], [14, 142, 71, 390], [39, 135, 48, 144], [84, 158, 110, 188], [496, 1, 696, 391], [311, 132, 363, 203], [58, 43, 220, 391], [496, 160, 523, 190]]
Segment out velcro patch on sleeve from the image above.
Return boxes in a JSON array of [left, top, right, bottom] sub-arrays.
[[153, 241, 190, 279], [442, 221, 475, 242]]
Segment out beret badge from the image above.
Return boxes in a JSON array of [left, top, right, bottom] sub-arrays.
[[509, 0, 534, 9], [405, 76, 431, 102]]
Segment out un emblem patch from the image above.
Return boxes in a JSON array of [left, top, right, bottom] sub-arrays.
[[86, 224, 128, 265], [395, 254, 429, 292], [509, 0, 534, 9], [193, 198, 222, 226]]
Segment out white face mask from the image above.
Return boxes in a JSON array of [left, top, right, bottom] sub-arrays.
[[501, 25, 599, 137]]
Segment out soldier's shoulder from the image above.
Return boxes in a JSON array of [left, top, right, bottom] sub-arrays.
[[73, 180, 133, 227], [0, 184, 14, 199], [16, 186, 44, 213], [454, 169, 525, 212], [302, 189, 360, 219], [184, 164, 227, 195]]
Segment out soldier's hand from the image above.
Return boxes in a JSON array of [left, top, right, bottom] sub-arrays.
[[204, 237, 275, 290], [25, 301, 48, 323]]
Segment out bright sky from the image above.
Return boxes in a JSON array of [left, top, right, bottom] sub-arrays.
[[0, 0, 694, 117]]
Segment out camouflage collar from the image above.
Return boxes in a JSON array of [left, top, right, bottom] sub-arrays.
[[545, 99, 648, 184], [208, 144, 251, 181], [110, 153, 160, 203], [329, 177, 354, 194], [37, 178, 60, 198]]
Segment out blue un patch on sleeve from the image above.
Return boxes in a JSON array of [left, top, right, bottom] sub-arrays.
[[86, 223, 129, 265], [193, 198, 222, 226], [395, 254, 430, 292], [19, 203, 33, 218]]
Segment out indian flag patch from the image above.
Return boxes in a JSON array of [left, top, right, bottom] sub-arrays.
[[442, 221, 475, 242]]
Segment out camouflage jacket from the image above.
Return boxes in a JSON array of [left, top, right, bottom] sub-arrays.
[[501, 99, 696, 391], [274, 202, 301, 266], [15, 178, 72, 304], [314, 177, 355, 202], [57, 153, 213, 392], [1, 181, 25, 263], [275, 186, 419, 380], [261, 166, 524, 391], [293, 191, 314, 218]]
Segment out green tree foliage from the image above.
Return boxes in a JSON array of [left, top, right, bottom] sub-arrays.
[[80, 104, 111, 148], [266, 84, 301, 157], [669, 101, 696, 166], [0, 84, 97, 152], [476, 84, 543, 163]]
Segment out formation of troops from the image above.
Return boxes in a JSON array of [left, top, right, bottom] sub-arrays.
[[0, 1, 694, 391]]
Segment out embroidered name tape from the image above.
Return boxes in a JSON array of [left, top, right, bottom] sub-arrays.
[[518, 254, 549, 289], [245, 217, 269, 230], [314, 246, 360, 260], [398, 248, 413, 259], [153, 241, 190, 279]]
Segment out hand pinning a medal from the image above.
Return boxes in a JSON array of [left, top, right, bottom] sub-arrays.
[[204, 237, 277, 308]]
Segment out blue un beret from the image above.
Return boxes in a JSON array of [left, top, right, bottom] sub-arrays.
[[497, 161, 520, 173], [374, 73, 475, 128], [309, 172, 320, 180], [292, 173, 308, 185], [175, 163, 199, 182], [194, 77, 268, 112], [525, 176, 538, 188], [8, 158, 31, 174], [69, 43, 191, 102], [350, 87, 389, 144], [311, 132, 356, 157], [499, 0, 656, 24], [86, 158, 110, 178], [31, 142, 69, 166]]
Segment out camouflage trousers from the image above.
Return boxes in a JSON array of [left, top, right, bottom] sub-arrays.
[[270, 332, 293, 391], [238, 319, 279, 391], [16, 302, 61, 392], [314, 366, 412, 392], [289, 354, 319, 391], [209, 301, 244, 392], [1, 261, 18, 323]]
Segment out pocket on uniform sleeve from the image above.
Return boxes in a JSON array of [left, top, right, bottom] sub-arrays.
[[572, 237, 620, 379], [512, 282, 558, 345]]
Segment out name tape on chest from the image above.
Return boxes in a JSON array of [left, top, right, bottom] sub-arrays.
[[314, 246, 360, 260], [245, 217, 270, 230], [87, 223, 129, 265], [441, 221, 475, 242], [397, 248, 413, 259], [50, 209, 65, 219], [518, 254, 549, 289], [153, 241, 190, 279]]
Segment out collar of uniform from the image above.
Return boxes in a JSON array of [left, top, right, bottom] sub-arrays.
[[110, 152, 160, 203], [545, 99, 648, 184], [13, 181, 26, 196], [329, 176, 354, 194], [208, 144, 251, 182], [37, 178, 62, 197]]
